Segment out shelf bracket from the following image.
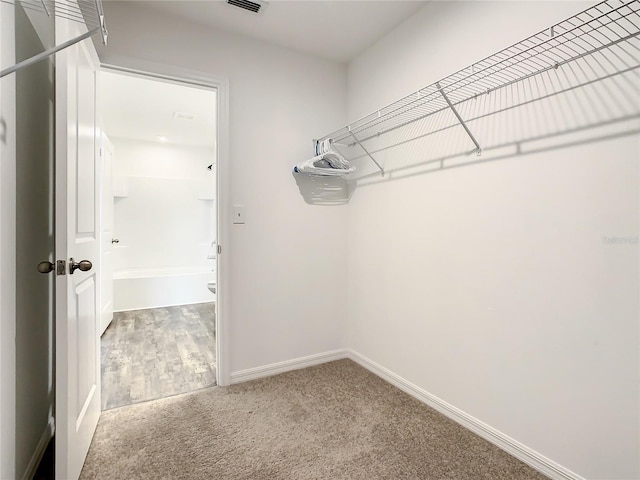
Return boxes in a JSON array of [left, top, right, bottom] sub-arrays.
[[437, 82, 482, 155], [348, 128, 384, 177], [40, 0, 51, 16], [1, 27, 99, 78]]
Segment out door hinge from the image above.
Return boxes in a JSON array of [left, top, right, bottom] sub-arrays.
[[217, 245, 222, 255], [56, 260, 66, 275]]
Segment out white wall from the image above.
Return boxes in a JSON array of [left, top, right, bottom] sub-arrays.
[[1, 5, 55, 478], [111, 137, 216, 273], [109, 137, 217, 311], [346, 2, 639, 480], [14, 5, 55, 478], [0, 3, 17, 478], [96, 2, 349, 375], [111, 137, 217, 180]]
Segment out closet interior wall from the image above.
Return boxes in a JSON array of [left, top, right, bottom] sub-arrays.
[[0, 3, 17, 479], [1, 4, 57, 479], [345, 2, 639, 479], [14, 6, 55, 479]]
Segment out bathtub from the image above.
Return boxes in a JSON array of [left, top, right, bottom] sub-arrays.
[[113, 266, 216, 312]]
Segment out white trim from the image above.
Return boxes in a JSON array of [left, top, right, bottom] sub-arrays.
[[347, 349, 585, 480], [113, 300, 215, 314], [98, 61, 230, 387], [100, 60, 227, 93], [230, 350, 348, 384], [215, 71, 230, 388], [20, 417, 55, 480]]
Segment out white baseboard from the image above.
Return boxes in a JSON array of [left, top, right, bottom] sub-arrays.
[[228, 348, 583, 480], [21, 416, 55, 480], [346, 349, 585, 480], [230, 349, 348, 384]]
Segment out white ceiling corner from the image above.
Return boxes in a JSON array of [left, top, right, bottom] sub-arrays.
[[113, 0, 428, 64], [98, 1, 427, 144]]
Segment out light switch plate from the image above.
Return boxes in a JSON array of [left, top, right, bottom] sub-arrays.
[[232, 205, 245, 224]]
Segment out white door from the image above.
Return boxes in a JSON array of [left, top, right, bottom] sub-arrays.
[[100, 134, 114, 335], [55, 16, 101, 480]]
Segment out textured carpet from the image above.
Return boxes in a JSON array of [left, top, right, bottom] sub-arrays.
[[80, 359, 547, 480]]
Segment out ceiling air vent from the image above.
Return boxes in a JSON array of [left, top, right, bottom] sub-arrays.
[[226, 0, 267, 14]]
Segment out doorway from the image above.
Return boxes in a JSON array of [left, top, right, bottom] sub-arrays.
[[98, 69, 219, 410]]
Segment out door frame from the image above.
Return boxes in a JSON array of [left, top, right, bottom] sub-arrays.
[[98, 132, 114, 336], [99, 63, 231, 386]]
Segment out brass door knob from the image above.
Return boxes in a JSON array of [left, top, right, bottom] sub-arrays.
[[37, 261, 54, 274], [69, 258, 92, 274]]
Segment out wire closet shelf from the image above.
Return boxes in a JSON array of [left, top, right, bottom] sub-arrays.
[[318, 0, 640, 174], [0, 0, 107, 77]]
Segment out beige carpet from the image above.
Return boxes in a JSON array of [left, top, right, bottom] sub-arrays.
[[81, 359, 547, 480]]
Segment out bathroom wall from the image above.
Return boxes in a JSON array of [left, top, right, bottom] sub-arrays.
[[111, 137, 216, 274], [96, 2, 349, 378], [110, 137, 217, 310], [346, 2, 639, 479]]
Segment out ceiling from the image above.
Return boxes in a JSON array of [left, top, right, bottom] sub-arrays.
[[119, 0, 428, 63], [98, 1, 426, 144], [100, 71, 217, 147]]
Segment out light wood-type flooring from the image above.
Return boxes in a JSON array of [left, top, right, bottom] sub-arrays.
[[101, 302, 216, 410]]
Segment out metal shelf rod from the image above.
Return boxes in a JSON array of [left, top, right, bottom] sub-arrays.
[[0, 0, 107, 78], [437, 82, 481, 154], [1, 27, 96, 78], [348, 129, 384, 176]]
